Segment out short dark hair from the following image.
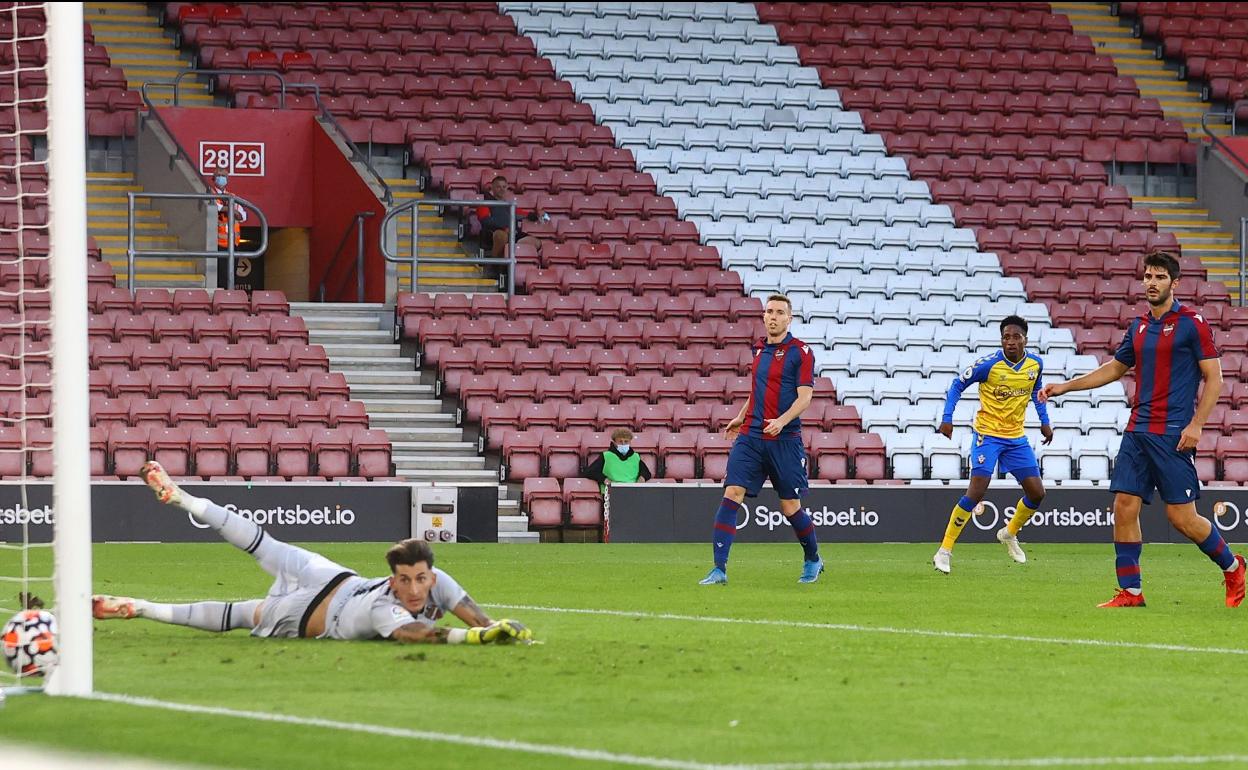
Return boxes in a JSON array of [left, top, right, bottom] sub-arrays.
[[1000, 315, 1028, 335], [765, 294, 792, 311], [386, 539, 434, 573], [490, 175, 507, 185], [1143, 251, 1181, 280]]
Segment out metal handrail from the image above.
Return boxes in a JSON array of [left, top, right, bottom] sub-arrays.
[[126, 192, 268, 291], [319, 211, 375, 303], [381, 198, 516, 296], [1240, 217, 1247, 308], [1201, 106, 1248, 176], [149, 69, 393, 207]]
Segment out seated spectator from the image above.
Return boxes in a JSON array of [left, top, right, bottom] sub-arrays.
[[477, 175, 546, 258], [585, 428, 653, 494]]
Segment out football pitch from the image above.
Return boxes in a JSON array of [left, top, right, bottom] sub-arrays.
[[3, 541, 1248, 769]]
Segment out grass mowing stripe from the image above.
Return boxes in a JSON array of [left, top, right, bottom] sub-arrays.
[[487, 604, 1248, 657], [83, 694, 1248, 770], [87, 692, 725, 770]]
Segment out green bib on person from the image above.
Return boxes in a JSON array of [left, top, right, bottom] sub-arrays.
[[601, 451, 642, 494]]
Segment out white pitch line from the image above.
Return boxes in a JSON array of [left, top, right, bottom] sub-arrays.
[[87, 692, 725, 770], [756, 757, 1248, 769], [82, 692, 1248, 770], [487, 604, 1248, 657]]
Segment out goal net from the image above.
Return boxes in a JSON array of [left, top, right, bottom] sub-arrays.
[[0, 1, 91, 696]]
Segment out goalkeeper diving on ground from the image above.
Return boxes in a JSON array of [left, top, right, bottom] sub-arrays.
[[92, 461, 534, 646]]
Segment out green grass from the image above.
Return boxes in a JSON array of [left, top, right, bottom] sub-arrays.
[[2, 542, 1247, 769]]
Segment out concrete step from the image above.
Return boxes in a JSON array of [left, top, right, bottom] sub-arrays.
[[356, 398, 452, 415], [498, 531, 541, 544], [393, 455, 487, 471], [497, 515, 530, 533], [292, 301, 386, 312], [498, 498, 521, 516], [392, 441, 479, 456], [301, 316, 380, 331], [307, 330, 395, 345], [1137, 197, 1200, 207], [380, 426, 468, 443], [320, 344, 402, 358], [397, 469, 502, 483], [336, 369, 429, 386], [366, 408, 457, 424], [340, 370, 424, 386], [325, 357, 414, 372]]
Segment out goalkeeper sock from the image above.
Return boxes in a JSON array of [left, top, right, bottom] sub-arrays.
[[184, 499, 265, 555], [1114, 541, 1143, 594], [1196, 528, 1237, 571], [788, 508, 820, 562], [1007, 495, 1040, 536], [712, 497, 738, 570], [135, 600, 261, 631], [940, 496, 976, 551]]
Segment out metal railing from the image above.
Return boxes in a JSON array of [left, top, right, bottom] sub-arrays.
[[318, 211, 375, 303], [381, 198, 517, 295], [1241, 217, 1247, 308], [1201, 106, 1248, 306], [142, 69, 393, 207], [126, 192, 268, 291]]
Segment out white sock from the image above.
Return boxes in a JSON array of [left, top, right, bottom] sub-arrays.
[[176, 491, 212, 522], [135, 600, 259, 631], [1126, 588, 1143, 596], [1226, 559, 1241, 573]]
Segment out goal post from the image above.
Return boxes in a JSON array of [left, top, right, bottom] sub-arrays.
[[44, 0, 91, 697]]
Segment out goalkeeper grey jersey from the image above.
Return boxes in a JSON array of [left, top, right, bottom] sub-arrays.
[[321, 568, 466, 640]]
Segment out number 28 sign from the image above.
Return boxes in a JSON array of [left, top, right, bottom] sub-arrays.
[[199, 141, 265, 177]]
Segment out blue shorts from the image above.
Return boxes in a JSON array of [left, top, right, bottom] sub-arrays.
[[1110, 431, 1200, 505], [724, 434, 809, 500], [970, 431, 1040, 482]]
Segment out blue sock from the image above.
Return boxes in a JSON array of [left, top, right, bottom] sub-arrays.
[[1114, 541, 1142, 592], [788, 509, 820, 563], [712, 497, 738, 570], [1197, 528, 1237, 571]]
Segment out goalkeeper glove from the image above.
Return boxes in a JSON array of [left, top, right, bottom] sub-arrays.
[[493, 618, 533, 644], [464, 622, 504, 644]]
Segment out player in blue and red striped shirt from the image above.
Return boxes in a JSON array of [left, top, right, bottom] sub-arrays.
[[699, 294, 823, 586], [1042, 252, 1246, 608]]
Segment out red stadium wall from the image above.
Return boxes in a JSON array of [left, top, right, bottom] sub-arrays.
[[157, 107, 386, 301], [309, 125, 386, 303]]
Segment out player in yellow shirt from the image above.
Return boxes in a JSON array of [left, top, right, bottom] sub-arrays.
[[933, 316, 1054, 573]]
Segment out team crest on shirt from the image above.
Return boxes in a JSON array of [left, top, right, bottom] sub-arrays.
[[775, 349, 785, 359], [1138, 322, 1147, 334], [1163, 323, 1175, 336], [1027, 371, 1037, 381]]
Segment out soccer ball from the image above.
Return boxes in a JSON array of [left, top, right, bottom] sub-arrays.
[[2, 609, 57, 677]]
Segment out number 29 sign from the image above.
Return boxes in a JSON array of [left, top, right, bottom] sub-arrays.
[[199, 141, 265, 177]]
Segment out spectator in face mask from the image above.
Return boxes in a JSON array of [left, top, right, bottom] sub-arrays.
[[585, 428, 652, 495], [209, 173, 248, 250]]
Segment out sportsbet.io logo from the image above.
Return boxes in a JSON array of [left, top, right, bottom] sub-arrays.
[[1214, 501, 1241, 532], [186, 503, 357, 529], [972, 501, 1113, 530], [735, 502, 880, 531]]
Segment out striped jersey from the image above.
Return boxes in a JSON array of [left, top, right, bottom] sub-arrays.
[[739, 333, 815, 440], [1113, 301, 1219, 436], [942, 349, 1049, 440], [321, 567, 466, 641]]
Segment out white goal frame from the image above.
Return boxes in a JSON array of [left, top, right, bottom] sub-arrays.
[[44, 0, 91, 697]]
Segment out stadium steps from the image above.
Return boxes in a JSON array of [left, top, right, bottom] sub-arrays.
[[290, 299, 512, 470], [87, 171, 205, 289], [84, 1, 215, 107], [1054, 1, 1228, 138], [385, 177, 501, 293], [293, 302, 531, 538], [1136, 196, 1243, 296]]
